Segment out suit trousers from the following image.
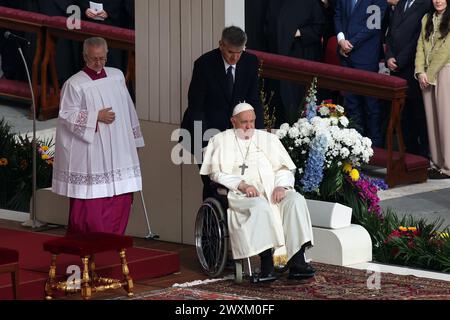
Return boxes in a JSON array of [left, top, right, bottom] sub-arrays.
[[341, 61, 383, 147], [392, 66, 429, 157], [422, 65, 450, 175]]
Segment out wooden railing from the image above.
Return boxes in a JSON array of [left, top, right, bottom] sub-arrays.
[[248, 49, 428, 187]]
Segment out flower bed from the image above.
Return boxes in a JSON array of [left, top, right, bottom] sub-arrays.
[[272, 79, 450, 273], [0, 118, 53, 211]]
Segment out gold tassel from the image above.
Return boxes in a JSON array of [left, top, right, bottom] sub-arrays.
[[273, 254, 288, 267]]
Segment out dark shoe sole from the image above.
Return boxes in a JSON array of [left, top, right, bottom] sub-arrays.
[[288, 272, 315, 280], [250, 274, 277, 284]]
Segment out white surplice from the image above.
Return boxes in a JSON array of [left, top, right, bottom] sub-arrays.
[[52, 67, 144, 199], [200, 129, 314, 261]]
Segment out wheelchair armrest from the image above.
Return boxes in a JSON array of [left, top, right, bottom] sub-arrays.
[[209, 182, 229, 196]]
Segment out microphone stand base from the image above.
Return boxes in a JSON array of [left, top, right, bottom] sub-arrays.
[[21, 219, 46, 229]]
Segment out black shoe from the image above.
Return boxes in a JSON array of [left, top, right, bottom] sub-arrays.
[[288, 263, 316, 280], [428, 168, 450, 179], [250, 272, 277, 284]]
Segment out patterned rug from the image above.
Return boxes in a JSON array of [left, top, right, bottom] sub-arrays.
[[129, 287, 257, 300], [132, 263, 450, 300], [193, 263, 450, 300]]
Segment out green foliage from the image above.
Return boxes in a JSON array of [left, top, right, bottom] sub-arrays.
[[0, 118, 54, 211], [258, 67, 277, 130], [370, 210, 450, 272]]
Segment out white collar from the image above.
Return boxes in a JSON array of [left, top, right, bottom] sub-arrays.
[[223, 59, 236, 71]]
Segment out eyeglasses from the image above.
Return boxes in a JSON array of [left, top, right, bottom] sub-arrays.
[[87, 56, 107, 62]]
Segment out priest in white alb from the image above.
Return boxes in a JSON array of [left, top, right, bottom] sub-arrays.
[[200, 102, 315, 282], [52, 37, 144, 235]]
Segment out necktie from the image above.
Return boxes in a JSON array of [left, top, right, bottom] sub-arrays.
[[226, 65, 234, 96], [404, 0, 412, 12]]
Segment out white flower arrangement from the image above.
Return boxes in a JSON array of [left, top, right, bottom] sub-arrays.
[[277, 97, 373, 193]]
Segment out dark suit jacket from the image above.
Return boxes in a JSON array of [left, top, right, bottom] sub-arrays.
[[77, 0, 133, 28], [181, 48, 263, 149], [385, 0, 432, 71], [334, 0, 387, 66], [37, 0, 74, 15]]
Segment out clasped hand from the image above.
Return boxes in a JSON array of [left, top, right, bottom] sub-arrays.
[[338, 39, 353, 57], [98, 108, 115, 124], [238, 182, 286, 204], [86, 8, 108, 20]]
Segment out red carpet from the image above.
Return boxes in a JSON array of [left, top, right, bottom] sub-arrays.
[[0, 228, 180, 300]]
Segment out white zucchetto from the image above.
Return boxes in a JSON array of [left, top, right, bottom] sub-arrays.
[[232, 102, 254, 116]]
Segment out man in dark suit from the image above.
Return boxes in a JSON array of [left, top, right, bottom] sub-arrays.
[[37, 0, 84, 85], [265, 0, 325, 125], [385, 0, 431, 157], [334, 0, 387, 147], [180, 26, 263, 199]]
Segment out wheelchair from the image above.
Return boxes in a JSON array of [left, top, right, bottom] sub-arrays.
[[194, 183, 251, 283]]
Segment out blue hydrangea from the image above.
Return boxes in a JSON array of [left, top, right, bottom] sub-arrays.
[[305, 101, 317, 121], [301, 133, 328, 193]]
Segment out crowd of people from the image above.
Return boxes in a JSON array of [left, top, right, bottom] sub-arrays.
[[244, 0, 450, 179]]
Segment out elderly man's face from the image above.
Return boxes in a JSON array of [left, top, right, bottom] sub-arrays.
[[219, 40, 245, 66], [231, 110, 256, 139], [84, 45, 108, 72]]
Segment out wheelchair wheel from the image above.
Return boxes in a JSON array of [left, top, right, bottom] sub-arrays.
[[195, 197, 228, 277], [234, 260, 243, 283]]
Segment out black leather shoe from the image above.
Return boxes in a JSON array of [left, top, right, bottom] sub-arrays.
[[288, 263, 316, 280], [250, 272, 277, 284], [428, 168, 450, 179]]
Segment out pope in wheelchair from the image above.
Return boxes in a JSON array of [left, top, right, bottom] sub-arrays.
[[198, 102, 315, 283]]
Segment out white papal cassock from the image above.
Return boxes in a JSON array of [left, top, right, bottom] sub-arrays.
[[52, 67, 144, 199], [200, 129, 313, 261]]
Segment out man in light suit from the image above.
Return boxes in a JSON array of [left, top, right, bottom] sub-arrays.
[[334, 0, 388, 147], [180, 26, 263, 199], [385, 0, 431, 157]]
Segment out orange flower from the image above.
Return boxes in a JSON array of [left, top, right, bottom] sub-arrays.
[[0, 158, 8, 166]]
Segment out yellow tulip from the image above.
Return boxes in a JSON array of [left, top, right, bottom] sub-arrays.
[[41, 154, 50, 160], [343, 163, 352, 173], [41, 146, 49, 151], [439, 232, 449, 239], [350, 169, 360, 181]]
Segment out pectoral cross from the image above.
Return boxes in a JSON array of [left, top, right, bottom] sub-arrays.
[[239, 163, 248, 175]]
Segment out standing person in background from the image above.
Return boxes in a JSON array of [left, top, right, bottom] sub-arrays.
[[0, 0, 31, 81], [385, 0, 432, 158], [77, 0, 134, 70], [52, 37, 144, 235], [319, 0, 336, 55], [334, 0, 388, 148], [415, 0, 450, 179], [265, 0, 325, 125], [38, 0, 83, 85], [180, 26, 263, 200]]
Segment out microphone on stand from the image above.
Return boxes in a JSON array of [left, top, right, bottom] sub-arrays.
[[5, 30, 44, 229], [4, 31, 31, 46]]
